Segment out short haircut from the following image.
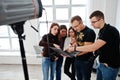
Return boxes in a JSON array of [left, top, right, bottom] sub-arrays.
[[89, 10, 104, 20], [71, 15, 82, 23]]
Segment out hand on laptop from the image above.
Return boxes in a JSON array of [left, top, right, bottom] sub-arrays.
[[53, 44, 61, 49]]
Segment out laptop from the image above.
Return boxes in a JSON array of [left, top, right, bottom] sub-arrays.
[[50, 47, 79, 57]]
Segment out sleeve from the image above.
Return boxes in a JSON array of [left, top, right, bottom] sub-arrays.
[[39, 34, 54, 47], [85, 29, 96, 42], [39, 35, 48, 47], [99, 30, 109, 42], [99, 27, 116, 43]]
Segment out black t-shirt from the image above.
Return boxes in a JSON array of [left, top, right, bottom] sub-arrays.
[[76, 26, 96, 61], [98, 24, 120, 68]]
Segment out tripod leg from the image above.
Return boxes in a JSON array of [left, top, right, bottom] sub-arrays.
[[18, 35, 29, 80]]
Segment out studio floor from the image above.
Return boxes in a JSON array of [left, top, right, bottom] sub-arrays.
[[0, 64, 119, 80]]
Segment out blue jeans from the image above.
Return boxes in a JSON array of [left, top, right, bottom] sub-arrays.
[[97, 63, 119, 80], [42, 57, 56, 80], [74, 59, 93, 80], [56, 56, 63, 80]]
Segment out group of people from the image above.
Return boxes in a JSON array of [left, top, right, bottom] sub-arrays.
[[39, 10, 120, 80]]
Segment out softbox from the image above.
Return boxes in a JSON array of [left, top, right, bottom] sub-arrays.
[[0, 0, 43, 25]]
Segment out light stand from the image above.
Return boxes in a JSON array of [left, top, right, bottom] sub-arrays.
[[10, 21, 29, 80]]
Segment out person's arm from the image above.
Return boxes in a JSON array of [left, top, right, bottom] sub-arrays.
[[77, 42, 93, 56], [67, 39, 106, 54], [39, 35, 47, 47], [39, 35, 57, 47], [53, 44, 60, 49]]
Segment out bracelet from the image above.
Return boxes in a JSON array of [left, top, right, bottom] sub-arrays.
[[74, 46, 76, 51]]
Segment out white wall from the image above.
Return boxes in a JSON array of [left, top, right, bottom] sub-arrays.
[[87, 0, 118, 26], [116, 0, 120, 32], [86, 0, 119, 39]]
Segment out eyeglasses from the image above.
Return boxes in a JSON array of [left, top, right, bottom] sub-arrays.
[[91, 19, 101, 24], [72, 23, 80, 28]]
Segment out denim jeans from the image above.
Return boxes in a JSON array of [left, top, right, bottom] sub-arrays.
[[74, 59, 93, 80], [97, 63, 119, 80], [55, 56, 63, 80], [42, 57, 56, 80]]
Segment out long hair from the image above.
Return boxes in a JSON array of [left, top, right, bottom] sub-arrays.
[[49, 22, 59, 35], [68, 27, 77, 37]]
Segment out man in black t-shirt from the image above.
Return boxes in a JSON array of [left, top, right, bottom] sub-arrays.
[[70, 15, 96, 80], [67, 10, 120, 80]]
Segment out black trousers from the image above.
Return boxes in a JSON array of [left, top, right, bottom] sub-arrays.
[[64, 57, 76, 80]]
